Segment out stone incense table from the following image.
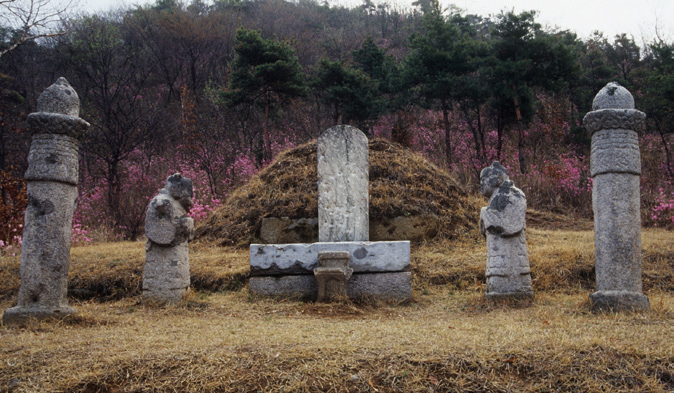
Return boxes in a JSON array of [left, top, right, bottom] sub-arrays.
[[583, 82, 650, 312], [143, 174, 195, 304], [479, 162, 533, 301], [3, 78, 89, 325]]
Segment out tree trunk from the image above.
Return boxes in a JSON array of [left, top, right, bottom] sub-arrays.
[[656, 122, 673, 179], [513, 92, 527, 174], [263, 90, 271, 163], [441, 99, 451, 166]]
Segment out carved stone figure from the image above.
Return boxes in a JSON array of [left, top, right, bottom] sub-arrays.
[[143, 174, 195, 304], [3, 78, 89, 325], [583, 82, 649, 312], [479, 162, 533, 300]]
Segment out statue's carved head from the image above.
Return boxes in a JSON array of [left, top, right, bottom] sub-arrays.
[[166, 173, 194, 211], [480, 162, 509, 198]]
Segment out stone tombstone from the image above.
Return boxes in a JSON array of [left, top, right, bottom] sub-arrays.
[[583, 82, 650, 312], [3, 78, 89, 325], [479, 162, 533, 300], [143, 173, 195, 304], [317, 125, 369, 242]]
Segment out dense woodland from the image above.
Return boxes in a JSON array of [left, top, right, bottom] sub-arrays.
[[0, 0, 672, 245]]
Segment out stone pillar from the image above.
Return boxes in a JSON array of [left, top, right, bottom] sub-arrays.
[[479, 162, 533, 301], [318, 125, 369, 242], [3, 78, 89, 325], [143, 174, 195, 304], [583, 82, 650, 312]]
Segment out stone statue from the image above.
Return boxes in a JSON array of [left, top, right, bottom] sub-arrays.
[[479, 162, 533, 300], [3, 78, 89, 325], [142, 173, 195, 303]]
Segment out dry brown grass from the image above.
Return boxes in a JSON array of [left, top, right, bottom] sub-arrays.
[[0, 228, 671, 302], [196, 139, 482, 247], [0, 228, 672, 392], [1, 289, 672, 392]]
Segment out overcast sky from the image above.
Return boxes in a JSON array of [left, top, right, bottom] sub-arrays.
[[78, 0, 674, 43]]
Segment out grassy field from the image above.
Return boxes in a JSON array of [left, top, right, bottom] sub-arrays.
[[0, 227, 672, 392]]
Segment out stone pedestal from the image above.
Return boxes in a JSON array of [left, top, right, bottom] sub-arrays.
[[583, 82, 649, 312], [3, 78, 89, 325], [314, 251, 352, 302]]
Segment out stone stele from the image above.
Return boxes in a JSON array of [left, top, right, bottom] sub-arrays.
[[318, 125, 369, 242], [3, 78, 89, 325], [479, 162, 533, 301], [143, 174, 195, 304], [583, 82, 649, 312]]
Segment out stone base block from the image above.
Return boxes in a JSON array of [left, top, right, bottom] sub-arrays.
[[2, 306, 78, 325], [250, 241, 410, 276], [142, 288, 188, 305], [589, 290, 650, 312], [485, 291, 534, 302], [250, 272, 412, 302]]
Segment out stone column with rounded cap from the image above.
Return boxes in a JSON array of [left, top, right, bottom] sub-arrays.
[[3, 78, 89, 325], [583, 82, 650, 312]]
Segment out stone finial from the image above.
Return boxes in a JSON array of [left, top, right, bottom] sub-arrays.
[[37, 77, 80, 117], [592, 82, 635, 110]]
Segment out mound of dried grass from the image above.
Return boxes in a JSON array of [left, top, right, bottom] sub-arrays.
[[196, 138, 482, 247]]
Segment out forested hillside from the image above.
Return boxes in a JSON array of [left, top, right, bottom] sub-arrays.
[[0, 0, 672, 246]]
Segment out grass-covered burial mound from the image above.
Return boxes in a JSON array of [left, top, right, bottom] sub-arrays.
[[196, 138, 482, 247]]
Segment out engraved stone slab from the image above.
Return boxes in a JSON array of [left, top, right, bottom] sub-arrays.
[[318, 125, 369, 242], [250, 241, 410, 276], [249, 272, 412, 301]]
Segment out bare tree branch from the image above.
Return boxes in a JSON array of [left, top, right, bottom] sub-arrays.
[[0, 0, 77, 58]]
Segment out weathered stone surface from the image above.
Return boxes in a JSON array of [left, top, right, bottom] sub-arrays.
[[36, 77, 80, 116], [3, 78, 88, 325], [3, 181, 79, 325], [260, 215, 439, 243], [250, 241, 410, 276], [314, 251, 352, 302], [143, 174, 195, 304], [260, 217, 318, 244], [590, 129, 641, 176], [24, 134, 80, 185], [347, 272, 412, 302], [479, 162, 533, 300], [592, 82, 635, 110], [143, 241, 190, 303], [318, 125, 369, 242], [585, 82, 649, 312], [250, 272, 412, 301], [370, 214, 439, 241], [592, 174, 643, 288], [589, 290, 651, 312]]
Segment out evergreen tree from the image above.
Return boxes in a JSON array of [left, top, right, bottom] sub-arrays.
[[222, 28, 306, 162], [404, 0, 472, 165], [311, 58, 383, 130]]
